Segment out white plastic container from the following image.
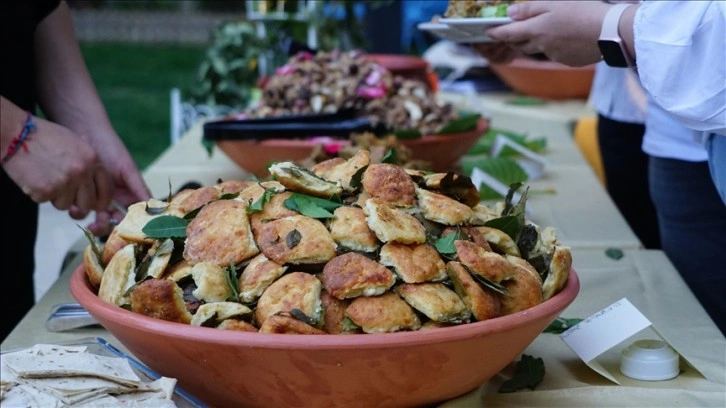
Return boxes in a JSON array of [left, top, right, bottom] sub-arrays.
[[620, 339, 680, 381]]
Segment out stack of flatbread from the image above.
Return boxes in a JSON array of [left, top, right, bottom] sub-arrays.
[[0, 344, 178, 407]]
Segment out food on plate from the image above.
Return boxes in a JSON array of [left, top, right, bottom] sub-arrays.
[[444, 0, 524, 18], [0, 344, 178, 407], [82, 151, 572, 335]]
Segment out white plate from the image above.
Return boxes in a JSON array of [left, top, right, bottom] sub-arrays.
[[439, 17, 512, 38], [417, 22, 497, 44]]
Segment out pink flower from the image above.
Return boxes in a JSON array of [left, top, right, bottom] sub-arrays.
[[275, 64, 295, 75], [357, 85, 386, 99], [309, 137, 348, 155]]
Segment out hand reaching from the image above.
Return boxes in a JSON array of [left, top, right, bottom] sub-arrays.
[[485, 0, 610, 67], [3, 117, 114, 217], [79, 133, 152, 237]]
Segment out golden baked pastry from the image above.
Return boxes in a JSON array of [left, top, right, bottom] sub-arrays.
[[361, 163, 416, 208], [395, 283, 471, 324], [415, 187, 474, 226], [255, 215, 337, 265], [249, 190, 299, 234], [190, 302, 253, 327], [269, 161, 342, 198], [328, 206, 379, 253], [363, 198, 426, 244], [320, 291, 357, 335], [82, 244, 105, 291], [446, 261, 501, 321], [183, 199, 259, 267], [258, 313, 326, 334], [130, 278, 193, 324], [217, 319, 258, 332], [543, 246, 572, 300], [378, 242, 447, 283], [322, 252, 396, 299], [237, 254, 287, 304], [101, 227, 128, 265], [173, 185, 219, 214], [499, 258, 543, 315], [89, 147, 573, 335], [97, 244, 136, 307], [345, 292, 422, 333], [114, 199, 180, 244], [312, 149, 370, 192], [254, 272, 323, 327], [190, 262, 234, 303], [455, 240, 514, 283]]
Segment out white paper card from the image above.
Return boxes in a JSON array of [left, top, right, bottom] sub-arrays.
[[560, 297, 706, 384]]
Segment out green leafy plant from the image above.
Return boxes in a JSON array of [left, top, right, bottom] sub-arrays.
[[189, 21, 268, 109]]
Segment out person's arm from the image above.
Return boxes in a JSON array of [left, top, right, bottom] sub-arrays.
[[34, 1, 151, 232], [484, 1, 621, 66], [1, 95, 113, 214]]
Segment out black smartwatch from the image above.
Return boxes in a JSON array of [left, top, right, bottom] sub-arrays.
[[598, 3, 635, 67]]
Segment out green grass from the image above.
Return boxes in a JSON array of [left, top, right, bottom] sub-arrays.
[[79, 42, 206, 170]]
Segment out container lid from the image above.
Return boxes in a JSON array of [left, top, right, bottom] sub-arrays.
[[620, 339, 679, 381]]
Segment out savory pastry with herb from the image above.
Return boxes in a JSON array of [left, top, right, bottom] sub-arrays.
[[81, 149, 572, 335]]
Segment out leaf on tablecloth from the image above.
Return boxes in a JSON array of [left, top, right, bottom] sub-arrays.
[[605, 247, 624, 260], [498, 354, 545, 393], [543, 317, 583, 334]]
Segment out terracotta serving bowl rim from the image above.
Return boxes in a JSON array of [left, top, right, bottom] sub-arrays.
[[70, 264, 580, 349]]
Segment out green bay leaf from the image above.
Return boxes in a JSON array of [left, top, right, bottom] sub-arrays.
[[141, 215, 188, 239]]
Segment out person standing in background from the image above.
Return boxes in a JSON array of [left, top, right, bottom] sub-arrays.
[[588, 62, 660, 250], [482, 0, 726, 334], [1, 0, 151, 341]]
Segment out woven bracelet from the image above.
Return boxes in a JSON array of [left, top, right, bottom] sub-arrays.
[[1, 111, 36, 165]]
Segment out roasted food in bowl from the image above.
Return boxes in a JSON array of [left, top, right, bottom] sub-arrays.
[[212, 49, 481, 177], [74, 152, 579, 407]]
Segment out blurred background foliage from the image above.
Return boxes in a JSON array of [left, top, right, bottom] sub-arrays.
[[71, 0, 399, 168]]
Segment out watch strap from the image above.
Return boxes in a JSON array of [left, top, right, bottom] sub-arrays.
[[600, 3, 631, 40]]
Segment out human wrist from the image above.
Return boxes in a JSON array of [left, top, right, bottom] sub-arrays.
[[0, 97, 32, 161], [1, 112, 36, 165], [598, 3, 636, 67], [618, 4, 638, 65]]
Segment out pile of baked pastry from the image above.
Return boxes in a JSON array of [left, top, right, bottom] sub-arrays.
[[83, 150, 571, 334]]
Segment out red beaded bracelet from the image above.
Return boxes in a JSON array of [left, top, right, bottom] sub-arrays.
[[1, 111, 35, 165]]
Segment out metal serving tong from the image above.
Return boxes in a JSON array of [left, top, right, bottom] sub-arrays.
[[203, 110, 390, 141], [46, 303, 98, 332]]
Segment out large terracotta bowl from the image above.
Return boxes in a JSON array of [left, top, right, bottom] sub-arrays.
[[214, 117, 489, 178], [70, 264, 579, 408], [489, 57, 595, 100]]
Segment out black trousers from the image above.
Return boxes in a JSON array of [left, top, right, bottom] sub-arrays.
[[597, 114, 661, 249], [649, 156, 726, 336], [2, 169, 38, 342]]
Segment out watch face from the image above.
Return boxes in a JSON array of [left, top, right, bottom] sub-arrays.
[[598, 40, 630, 68]]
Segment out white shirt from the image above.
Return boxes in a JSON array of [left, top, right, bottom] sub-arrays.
[[634, 1, 726, 136], [587, 62, 647, 124], [642, 98, 709, 162]]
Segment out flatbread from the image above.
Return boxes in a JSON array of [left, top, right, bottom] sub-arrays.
[[0, 344, 179, 407]]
